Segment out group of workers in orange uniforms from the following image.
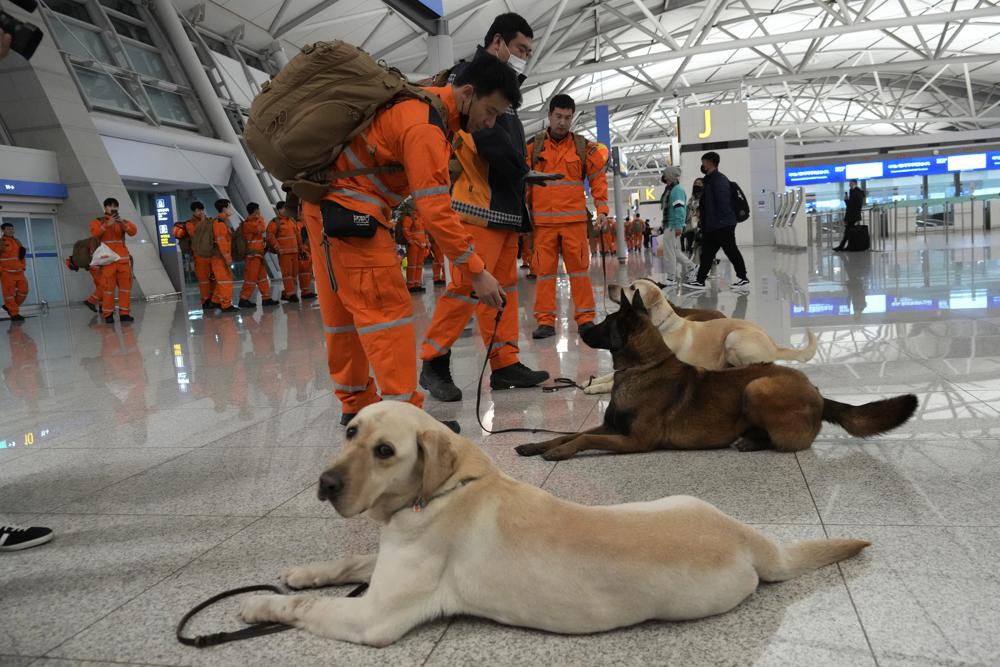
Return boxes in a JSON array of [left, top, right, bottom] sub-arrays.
[[625, 216, 647, 253], [267, 200, 316, 303], [1, 222, 29, 322]]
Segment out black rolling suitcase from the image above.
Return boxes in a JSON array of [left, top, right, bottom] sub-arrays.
[[845, 224, 870, 251]]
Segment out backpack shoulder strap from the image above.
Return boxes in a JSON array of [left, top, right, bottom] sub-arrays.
[[531, 131, 547, 168], [575, 134, 590, 179]]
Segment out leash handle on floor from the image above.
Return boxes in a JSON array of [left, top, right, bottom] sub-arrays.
[[177, 583, 369, 648], [474, 304, 576, 437]]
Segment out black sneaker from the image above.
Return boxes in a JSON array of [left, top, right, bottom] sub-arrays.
[[532, 325, 555, 339], [578, 322, 595, 334], [0, 524, 54, 551], [527, 274, 537, 281], [683, 279, 707, 291], [490, 362, 550, 390], [731, 278, 751, 289], [262, 298, 280, 306], [119, 314, 134, 323], [11, 314, 25, 322], [202, 299, 213, 309], [433, 279, 446, 286], [220, 305, 240, 313], [408, 286, 426, 293], [281, 294, 299, 303], [104, 315, 115, 324], [238, 299, 256, 308], [300, 293, 317, 300], [85, 301, 98, 313], [340, 412, 356, 427], [419, 351, 462, 402]]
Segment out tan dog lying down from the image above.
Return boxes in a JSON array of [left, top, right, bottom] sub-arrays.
[[239, 402, 870, 646], [584, 279, 816, 395]]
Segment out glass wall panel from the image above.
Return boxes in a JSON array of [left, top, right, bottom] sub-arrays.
[[144, 87, 195, 124], [75, 69, 142, 113]]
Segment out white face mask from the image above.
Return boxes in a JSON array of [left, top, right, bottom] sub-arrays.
[[501, 40, 527, 75]]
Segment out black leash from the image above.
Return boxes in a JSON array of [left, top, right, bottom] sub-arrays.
[[176, 582, 369, 648]]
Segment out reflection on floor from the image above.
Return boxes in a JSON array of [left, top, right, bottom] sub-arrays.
[[3, 232, 1000, 666]]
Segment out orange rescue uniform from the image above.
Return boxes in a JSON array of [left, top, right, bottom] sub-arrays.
[[89, 214, 137, 318], [211, 212, 235, 308], [1, 235, 28, 318], [294, 217, 315, 297], [300, 84, 485, 413], [173, 216, 216, 302], [267, 214, 301, 298], [239, 212, 270, 301], [526, 132, 609, 327], [401, 213, 429, 289]]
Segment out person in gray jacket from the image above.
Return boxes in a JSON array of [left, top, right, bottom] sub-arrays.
[[684, 152, 749, 290]]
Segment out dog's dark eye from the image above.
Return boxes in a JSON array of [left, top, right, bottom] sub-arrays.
[[374, 443, 395, 459], [345, 426, 358, 439]]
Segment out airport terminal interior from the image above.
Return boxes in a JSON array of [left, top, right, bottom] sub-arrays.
[[2, 0, 1000, 665]]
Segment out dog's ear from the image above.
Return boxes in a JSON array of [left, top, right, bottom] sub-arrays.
[[417, 429, 456, 500], [653, 280, 668, 290], [619, 292, 633, 314], [630, 290, 648, 314], [608, 284, 622, 304]]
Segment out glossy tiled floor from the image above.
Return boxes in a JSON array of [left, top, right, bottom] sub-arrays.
[[3, 230, 1000, 666]]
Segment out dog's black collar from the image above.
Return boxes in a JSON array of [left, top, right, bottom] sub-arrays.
[[402, 476, 480, 517]]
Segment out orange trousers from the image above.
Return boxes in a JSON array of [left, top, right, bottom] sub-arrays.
[[2, 271, 28, 317], [210, 257, 234, 308], [602, 229, 617, 254], [298, 254, 315, 295], [532, 222, 596, 327], [100, 259, 132, 317], [429, 239, 445, 282], [193, 256, 215, 302], [303, 203, 423, 413], [421, 227, 520, 371], [277, 253, 298, 297], [406, 242, 427, 288], [239, 255, 270, 301], [86, 267, 101, 306]]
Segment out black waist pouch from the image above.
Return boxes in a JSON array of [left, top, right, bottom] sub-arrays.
[[320, 200, 379, 239]]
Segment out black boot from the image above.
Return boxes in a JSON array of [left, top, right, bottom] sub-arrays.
[[532, 324, 555, 339], [490, 362, 550, 390], [419, 351, 462, 402]]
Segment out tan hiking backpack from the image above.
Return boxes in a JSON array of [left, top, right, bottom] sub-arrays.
[[71, 237, 99, 270], [530, 131, 589, 178], [245, 40, 448, 203], [232, 221, 248, 262], [192, 217, 215, 258]]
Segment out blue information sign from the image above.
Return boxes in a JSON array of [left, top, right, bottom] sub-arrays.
[[787, 150, 1000, 186], [155, 196, 177, 253], [0, 179, 68, 198]]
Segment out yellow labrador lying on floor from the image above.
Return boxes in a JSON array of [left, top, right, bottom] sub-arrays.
[[585, 278, 817, 395], [239, 402, 870, 646]]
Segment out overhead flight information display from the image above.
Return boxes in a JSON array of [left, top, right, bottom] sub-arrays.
[[786, 150, 1000, 186]]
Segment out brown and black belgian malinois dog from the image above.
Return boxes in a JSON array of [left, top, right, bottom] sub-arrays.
[[516, 290, 918, 461]]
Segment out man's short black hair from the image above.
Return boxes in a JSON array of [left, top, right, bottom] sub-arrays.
[[190, 201, 205, 212], [214, 198, 230, 212], [453, 57, 522, 109], [103, 197, 119, 208], [549, 94, 575, 114], [275, 200, 286, 210], [849, 179, 858, 186], [1, 222, 13, 230], [247, 202, 259, 215], [701, 151, 720, 166], [483, 13, 533, 47]]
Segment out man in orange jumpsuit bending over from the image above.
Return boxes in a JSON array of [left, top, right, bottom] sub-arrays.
[[267, 201, 302, 303], [526, 94, 609, 339], [210, 199, 240, 313], [299, 57, 514, 426], [90, 197, 137, 324], [237, 202, 278, 308], [1, 222, 28, 322], [172, 201, 217, 309]]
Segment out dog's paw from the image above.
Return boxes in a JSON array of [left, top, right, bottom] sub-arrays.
[[515, 443, 542, 457], [541, 445, 576, 461], [239, 594, 284, 624], [280, 565, 328, 590]]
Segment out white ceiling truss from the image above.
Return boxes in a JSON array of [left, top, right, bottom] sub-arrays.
[[179, 0, 1000, 166]]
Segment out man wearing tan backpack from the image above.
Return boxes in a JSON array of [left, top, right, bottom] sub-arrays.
[[237, 203, 278, 308], [210, 199, 239, 313], [172, 201, 216, 309]]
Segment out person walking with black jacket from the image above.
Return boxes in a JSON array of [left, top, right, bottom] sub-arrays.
[[684, 152, 749, 290], [834, 180, 866, 251]]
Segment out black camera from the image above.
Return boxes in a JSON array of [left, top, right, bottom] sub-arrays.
[[0, 0, 45, 61]]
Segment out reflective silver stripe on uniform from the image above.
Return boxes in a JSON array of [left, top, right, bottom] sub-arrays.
[[424, 338, 447, 354], [550, 180, 584, 187], [490, 339, 518, 349], [568, 271, 590, 278], [588, 169, 604, 180], [343, 147, 402, 205], [593, 199, 608, 205], [357, 316, 413, 335], [334, 382, 368, 393], [331, 188, 385, 209], [324, 324, 356, 334], [503, 285, 518, 293], [535, 274, 557, 281], [453, 245, 474, 265], [532, 210, 589, 217], [412, 185, 449, 199], [576, 307, 596, 313], [382, 392, 414, 401], [443, 291, 476, 305]]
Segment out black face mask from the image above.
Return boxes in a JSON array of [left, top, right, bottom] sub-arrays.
[[459, 96, 471, 132], [693, 186, 704, 196], [700, 165, 708, 175]]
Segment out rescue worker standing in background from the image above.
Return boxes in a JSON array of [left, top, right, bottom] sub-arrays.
[[526, 94, 609, 339], [267, 201, 302, 303], [90, 197, 137, 324], [401, 204, 429, 292], [237, 202, 278, 308], [299, 57, 515, 425], [294, 209, 317, 300], [419, 12, 549, 402], [172, 201, 216, 309], [428, 234, 446, 285], [210, 198, 240, 313], [1, 222, 28, 322]]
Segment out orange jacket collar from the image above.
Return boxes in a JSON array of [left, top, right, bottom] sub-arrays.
[[427, 85, 461, 135]]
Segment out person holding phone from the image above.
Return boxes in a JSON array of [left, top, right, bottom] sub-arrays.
[[89, 197, 137, 323]]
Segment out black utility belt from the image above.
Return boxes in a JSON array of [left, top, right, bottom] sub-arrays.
[[320, 200, 384, 239]]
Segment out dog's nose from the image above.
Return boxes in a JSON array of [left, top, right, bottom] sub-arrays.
[[317, 471, 344, 501]]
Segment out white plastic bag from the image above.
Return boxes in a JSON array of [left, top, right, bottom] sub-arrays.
[[90, 242, 121, 267]]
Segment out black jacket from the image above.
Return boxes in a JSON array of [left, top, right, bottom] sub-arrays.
[[448, 48, 531, 232], [700, 169, 737, 232], [845, 187, 866, 223]]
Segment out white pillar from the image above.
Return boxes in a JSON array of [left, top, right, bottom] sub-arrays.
[[427, 20, 454, 72], [152, 0, 270, 210]]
